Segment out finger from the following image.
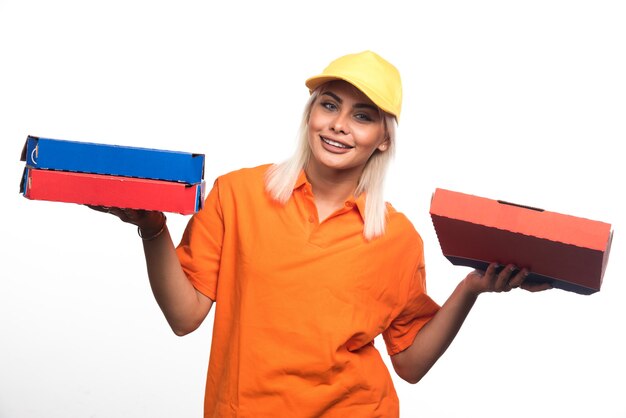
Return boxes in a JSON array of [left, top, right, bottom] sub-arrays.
[[111, 207, 144, 224], [86, 204, 112, 213], [121, 208, 140, 222], [508, 268, 529, 289], [468, 269, 485, 280], [521, 282, 553, 292], [480, 262, 500, 292], [485, 262, 498, 278], [127, 209, 157, 226], [107, 207, 127, 220], [495, 264, 516, 291]]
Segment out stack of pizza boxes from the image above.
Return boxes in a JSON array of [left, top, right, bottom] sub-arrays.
[[20, 135, 205, 215]]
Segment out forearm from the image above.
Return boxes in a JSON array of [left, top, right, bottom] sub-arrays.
[[391, 263, 543, 383], [392, 279, 478, 383], [142, 225, 212, 336]]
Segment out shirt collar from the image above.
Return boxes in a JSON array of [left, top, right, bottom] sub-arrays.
[[294, 170, 367, 219], [353, 193, 367, 219], [294, 170, 308, 190]]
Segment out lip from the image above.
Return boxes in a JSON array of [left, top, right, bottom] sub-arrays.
[[320, 135, 354, 152]]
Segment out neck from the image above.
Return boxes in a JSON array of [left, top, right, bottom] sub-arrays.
[[305, 162, 361, 220]]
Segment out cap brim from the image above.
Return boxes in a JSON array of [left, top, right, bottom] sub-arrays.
[[305, 75, 397, 120], [305, 75, 342, 93]]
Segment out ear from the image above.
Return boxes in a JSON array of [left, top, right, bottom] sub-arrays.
[[377, 138, 390, 152]]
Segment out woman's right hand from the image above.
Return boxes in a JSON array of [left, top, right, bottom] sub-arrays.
[[86, 205, 165, 237]]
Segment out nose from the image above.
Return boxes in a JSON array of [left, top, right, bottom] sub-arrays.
[[330, 111, 350, 135]]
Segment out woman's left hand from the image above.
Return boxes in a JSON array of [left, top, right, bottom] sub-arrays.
[[464, 263, 552, 296]]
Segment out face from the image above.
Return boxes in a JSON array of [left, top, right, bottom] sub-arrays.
[[307, 80, 389, 178]]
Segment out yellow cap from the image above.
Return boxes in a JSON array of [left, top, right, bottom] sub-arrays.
[[305, 50, 402, 120]]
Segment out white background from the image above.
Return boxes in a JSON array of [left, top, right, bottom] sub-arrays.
[[1, 1, 624, 417]]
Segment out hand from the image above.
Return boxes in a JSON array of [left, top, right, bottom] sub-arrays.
[[86, 205, 165, 233], [464, 263, 552, 296]]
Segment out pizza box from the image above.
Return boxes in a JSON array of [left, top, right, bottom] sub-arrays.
[[429, 188, 613, 295], [21, 136, 204, 184], [20, 167, 205, 215]]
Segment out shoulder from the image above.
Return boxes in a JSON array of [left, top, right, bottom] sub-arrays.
[[214, 164, 273, 191], [209, 164, 275, 209], [383, 202, 424, 249], [218, 163, 272, 183]]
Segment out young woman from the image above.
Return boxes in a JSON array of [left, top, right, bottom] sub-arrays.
[[98, 50, 550, 417]]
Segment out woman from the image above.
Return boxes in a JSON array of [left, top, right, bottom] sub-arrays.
[[100, 50, 550, 417]]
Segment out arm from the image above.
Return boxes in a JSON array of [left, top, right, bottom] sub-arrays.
[[92, 207, 213, 336], [390, 263, 550, 384]]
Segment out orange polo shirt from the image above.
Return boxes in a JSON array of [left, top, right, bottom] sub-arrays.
[[176, 164, 440, 418]]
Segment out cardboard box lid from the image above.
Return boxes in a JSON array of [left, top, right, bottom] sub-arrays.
[[21, 167, 205, 215], [20, 136, 205, 184], [430, 188, 613, 294]]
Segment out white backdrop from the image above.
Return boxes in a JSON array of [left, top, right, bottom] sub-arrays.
[[1, 1, 624, 417]]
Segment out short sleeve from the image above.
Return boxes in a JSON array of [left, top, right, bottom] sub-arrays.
[[382, 258, 440, 356], [175, 178, 224, 301]]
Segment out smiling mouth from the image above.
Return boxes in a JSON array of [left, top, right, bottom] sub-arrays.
[[321, 136, 353, 149]]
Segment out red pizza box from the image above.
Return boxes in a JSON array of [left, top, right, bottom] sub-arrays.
[[20, 167, 204, 215], [429, 188, 613, 295]]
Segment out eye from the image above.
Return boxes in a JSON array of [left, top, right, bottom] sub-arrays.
[[354, 112, 374, 122], [320, 101, 338, 111]]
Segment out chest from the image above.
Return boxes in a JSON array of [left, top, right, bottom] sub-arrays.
[[228, 203, 410, 332]]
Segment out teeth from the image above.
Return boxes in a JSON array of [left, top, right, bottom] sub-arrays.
[[322, 137, 351, 149]]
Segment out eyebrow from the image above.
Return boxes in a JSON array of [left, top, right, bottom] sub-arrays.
[[321, 91, 379, 112]]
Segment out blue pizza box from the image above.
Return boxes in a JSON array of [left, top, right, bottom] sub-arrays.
[[20, 136, 204, 184]]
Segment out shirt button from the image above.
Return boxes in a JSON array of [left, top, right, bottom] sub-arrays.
[[308, 215, 315, 223], [345, 201, 354, 207]]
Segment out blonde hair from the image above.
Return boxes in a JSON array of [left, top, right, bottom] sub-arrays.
[[265, 88, 397, 240]]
